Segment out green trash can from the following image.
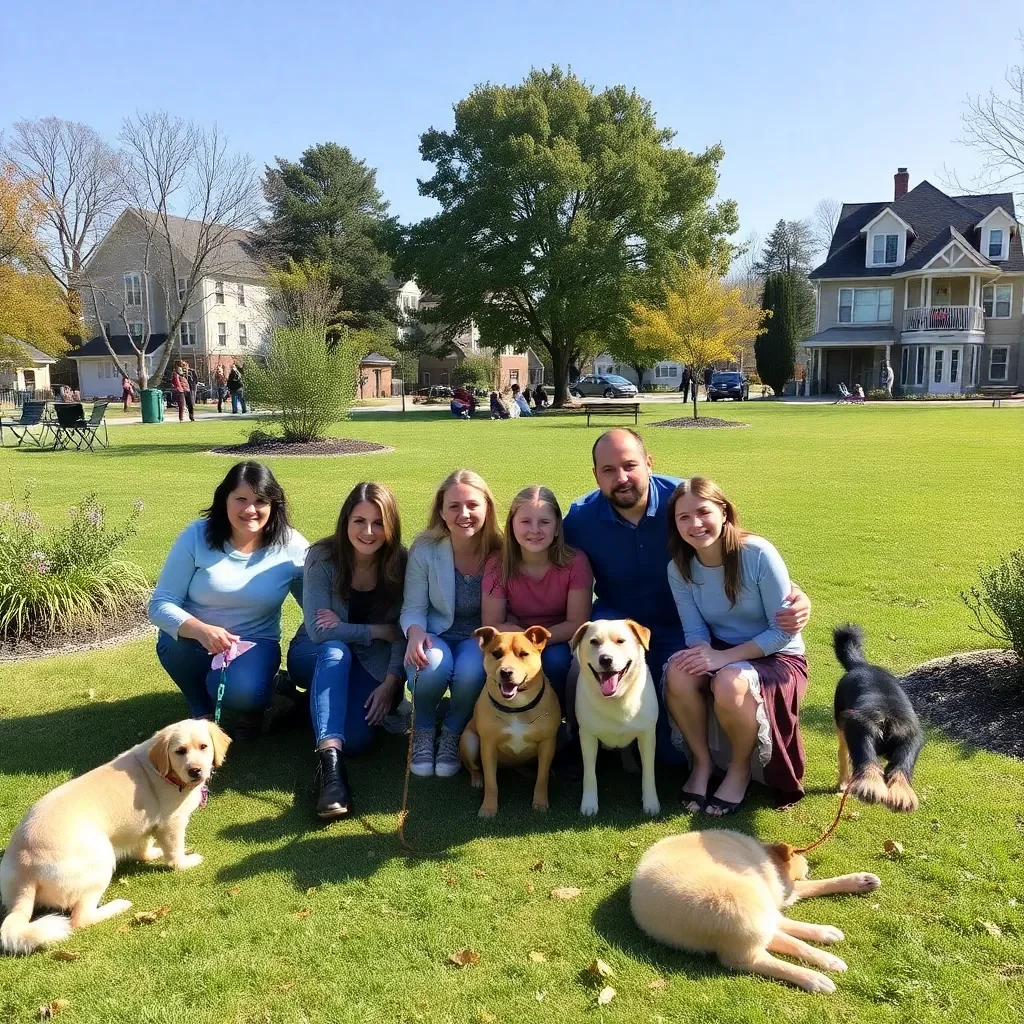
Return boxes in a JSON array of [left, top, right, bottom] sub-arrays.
[[140, 387, 164, 423]]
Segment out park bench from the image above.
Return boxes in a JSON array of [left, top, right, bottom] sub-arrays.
[[978, 385, 1017, 407], [580, 400, 641, 427]]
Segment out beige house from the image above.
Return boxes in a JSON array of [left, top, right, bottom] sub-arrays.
[[805, 168, 1023, 394], [0, 336, 56, 396]]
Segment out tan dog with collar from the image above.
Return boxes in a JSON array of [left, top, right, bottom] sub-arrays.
[[460, 626, 562, 818]]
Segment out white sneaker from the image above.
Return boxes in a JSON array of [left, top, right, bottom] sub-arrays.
[[434, 728, 462, 778], [410, 729, 436, 777]]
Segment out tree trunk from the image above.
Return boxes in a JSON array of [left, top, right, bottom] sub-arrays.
[[551, 341, 572, 408], [692, 382, 699, 420], [138, 350, 148, 391]]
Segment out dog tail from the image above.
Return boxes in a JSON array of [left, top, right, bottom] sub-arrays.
[[0, 883, 72, 955], [833, 624, 866, 672]]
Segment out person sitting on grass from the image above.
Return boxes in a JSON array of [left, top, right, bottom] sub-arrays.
[[489, 391, 509, 419], [401, 469, 503, 778], [662, 476, 808, 815], [148, 461, 308, 740], [511, 384, 533, 416], [288, 482, 407, 821], [532, 384, 548, 410], [481, 485, 592, 706]]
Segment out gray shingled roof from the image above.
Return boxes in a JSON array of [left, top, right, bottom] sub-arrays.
[[70, 334, 169, 358], [810, 181, 1023, 280], [360, 351, 397, 366], [135, 211, 263, 280], [0, 335, 57, 364]]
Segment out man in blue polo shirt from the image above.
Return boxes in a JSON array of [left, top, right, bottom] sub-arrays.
[[563, 427, 810, 759]]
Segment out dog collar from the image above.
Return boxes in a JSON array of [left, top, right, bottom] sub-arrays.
[[488, 680, 546, 715], [162, 770, 187, 792]]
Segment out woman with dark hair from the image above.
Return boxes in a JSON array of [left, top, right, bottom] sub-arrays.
[[286, 483, 407, 820], [148, 461, 309, 738]]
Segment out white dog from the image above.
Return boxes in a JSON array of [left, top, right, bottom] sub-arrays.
[[1, 719, 230, 955], [573, 619, 660, 817]]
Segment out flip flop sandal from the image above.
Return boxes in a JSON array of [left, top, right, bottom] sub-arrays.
[[705, 793, 747, 816], [681, 790, 708, 812]]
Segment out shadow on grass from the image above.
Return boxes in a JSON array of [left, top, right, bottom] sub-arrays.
[[9, 440, 219, 458]]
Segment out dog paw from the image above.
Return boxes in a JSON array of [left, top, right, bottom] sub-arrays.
[[173, 853, 204, 870], [822, 954, 847, 973], [818, 926, 844, 944], [580, 795, 599, 817], [642, 798, 661, 816], [852, 872, 881, 893], [801, 972, 837, 995], [478, 803, 498, 819], [106, 898, 133, 916], [469, 773, 484, 790], [532, 799, 549, 813]]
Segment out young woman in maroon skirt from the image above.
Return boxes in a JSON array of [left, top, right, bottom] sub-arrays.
[[663, 477, 809, 815]]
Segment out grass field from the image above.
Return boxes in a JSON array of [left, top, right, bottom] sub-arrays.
[[1, 402, 1022, 1024]]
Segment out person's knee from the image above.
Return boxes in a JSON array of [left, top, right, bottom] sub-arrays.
[[665, 661, 704, 699], [711, 666, 748, 706], [317, 641, 351, 666]]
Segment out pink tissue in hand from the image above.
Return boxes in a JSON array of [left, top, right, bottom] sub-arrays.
[[211, 640, 256, 670]]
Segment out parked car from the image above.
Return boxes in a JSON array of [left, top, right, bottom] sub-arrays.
[[708, 371, 750, 401], [569, 374, 638, 399]]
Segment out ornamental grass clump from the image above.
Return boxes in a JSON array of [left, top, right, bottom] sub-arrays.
[[961, 549, 1024, 676], [0, 486, 148, 638]]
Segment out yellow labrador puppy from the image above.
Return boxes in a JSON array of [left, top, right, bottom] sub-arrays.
[[631, 830, 881, 993], [1, 719, 230, 955], [573, 619, 660, 817]]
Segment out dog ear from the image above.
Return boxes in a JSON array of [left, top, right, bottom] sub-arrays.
[[570, 621, 592, 652], [206, 720, 232, 768], [473, 626, 498, 649], [765, 842, 794, 864], [147, 727, 173, 777], [524, 625, 551, 651], [625, 619, 651, 651]]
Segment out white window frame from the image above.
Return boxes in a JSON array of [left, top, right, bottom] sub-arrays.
[[217, 322, 228, 347], [238, 323, 248, 347], [838, 287, 893, 324], [989, 346, 1009, 381], [123, 273, 142, 307], [988, 229, 1004, 260], [900, 346, 911, 385], [176, 276, 187, 301], [214, 281, 225, 304], [932, 348, 944, 384], [179, 322, 196, 347], [871, 233, 899, 266], [915, 347, 925, 385], [237, 283, 246, 306], [129, 321, 144, 338], [982, 283, 1012, 318]]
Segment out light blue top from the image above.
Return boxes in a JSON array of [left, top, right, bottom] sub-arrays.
[[666, 535, 804, 657], [149, 519, 308, 641], [400, 535, 458, 637]]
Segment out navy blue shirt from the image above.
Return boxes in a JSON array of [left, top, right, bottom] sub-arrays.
[[563, 474, 684, 657]]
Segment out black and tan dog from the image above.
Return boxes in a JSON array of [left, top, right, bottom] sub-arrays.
[[460, 626, 562, 818], [833, 624, 924, 812]]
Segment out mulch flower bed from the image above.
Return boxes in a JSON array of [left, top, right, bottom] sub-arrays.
[[211, 438, 394, 458], [0, 607, 154, 663], [650, 417, 750, 429], [900, 649, 1023, 760]]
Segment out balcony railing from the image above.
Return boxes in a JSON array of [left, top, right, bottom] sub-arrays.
[[902, 305, 984, 333]]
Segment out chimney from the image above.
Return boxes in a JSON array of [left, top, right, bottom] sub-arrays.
[[894, 167, 909, 200]]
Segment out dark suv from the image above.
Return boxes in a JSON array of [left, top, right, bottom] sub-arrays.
[[708, 371, 750, 401]]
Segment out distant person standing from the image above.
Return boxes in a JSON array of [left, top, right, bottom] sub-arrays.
[[882, 360, 895, 398], [679, 366, 693, 402], [227, 362, 247, 414], [702, 366, 713, 401], [181, 360, 197, 421], [121, 374, 135, 413], [214, 364, 228, 413], [170, 361, 189, 422]]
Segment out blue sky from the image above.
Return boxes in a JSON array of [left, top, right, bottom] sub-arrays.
[[3, 0, 1022, 255]]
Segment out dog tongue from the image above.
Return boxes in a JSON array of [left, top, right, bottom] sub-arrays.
[[599, 672, 619, 697]]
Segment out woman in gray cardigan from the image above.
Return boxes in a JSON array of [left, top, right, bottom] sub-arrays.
[[288, 482, 406, 820]]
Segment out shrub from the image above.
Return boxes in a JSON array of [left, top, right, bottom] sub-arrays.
[[453, 354, 497, 390], [961, 550, 1024, 665], [0, 487, 148, 638], [243, 323, 361, 443], [867, 389, 892, 400]]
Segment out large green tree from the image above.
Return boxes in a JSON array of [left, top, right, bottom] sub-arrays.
[[754, 218, 816, 340], [756, 272, 798, 396], [397, 67, 738, 405], [257, 143, 397, 329]]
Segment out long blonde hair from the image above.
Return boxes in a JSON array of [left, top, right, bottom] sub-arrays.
[[416, 469, 503, 559], [500, 485, 575, 585], [666, 477, 749, 606]]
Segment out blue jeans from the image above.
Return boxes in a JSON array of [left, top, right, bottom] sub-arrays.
[[287, 637, 380, 754], [541, 641, 573, 706], [230, 389, 247, 414], [156, 631, 281, 718], [406, 635, 485, 733]]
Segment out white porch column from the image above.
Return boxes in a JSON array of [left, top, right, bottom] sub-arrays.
[[925, 277, 932, 305]]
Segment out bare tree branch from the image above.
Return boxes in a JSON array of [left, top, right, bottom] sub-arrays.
[[812, 197, 841, 255]]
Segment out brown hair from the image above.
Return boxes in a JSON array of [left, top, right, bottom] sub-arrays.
[[500, 485, 575, 585], [313, 482, 406, 616], [666, 477, 749, 606], [416, 469, 503, 559]]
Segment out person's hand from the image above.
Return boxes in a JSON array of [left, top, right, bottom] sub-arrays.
[[405, 627, 432, 670], [197, 624, 240, 656], [365, 675, 402, 726], [776, 587, 811, 633], [316, 608, 342, 630], [673, 642, 718, 677], [371, 623, 401, 643]]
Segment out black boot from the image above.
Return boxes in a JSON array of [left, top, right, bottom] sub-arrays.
[[314, 747, 352, 820]]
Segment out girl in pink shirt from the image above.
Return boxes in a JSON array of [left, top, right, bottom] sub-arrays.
[[481, 485, 593, 701]]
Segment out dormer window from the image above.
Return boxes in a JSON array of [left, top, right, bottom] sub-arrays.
[[872, 234, 899, 265], [988, 228, 1005, 260]]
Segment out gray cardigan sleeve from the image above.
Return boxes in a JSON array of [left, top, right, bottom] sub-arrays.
[[399, 542, 430, 636], [302, 550, 373, 646]]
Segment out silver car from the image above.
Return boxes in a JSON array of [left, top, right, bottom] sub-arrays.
[[570, 374, 638, 399]]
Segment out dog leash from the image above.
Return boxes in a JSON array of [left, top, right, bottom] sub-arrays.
[[396, 667, 418, 853], [792, 788, 851, 855]]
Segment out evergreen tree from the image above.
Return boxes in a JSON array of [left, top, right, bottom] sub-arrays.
[[754, 218, 816, 340], [756, 272, 798, 397]]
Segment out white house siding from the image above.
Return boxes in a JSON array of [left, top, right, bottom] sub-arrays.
[[188, 276, 272, 361], [591, 353, 684, 388], [75, 351, 162, 399]]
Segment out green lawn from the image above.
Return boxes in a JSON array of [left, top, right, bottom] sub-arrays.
[[1, 403, 1023, 1023]]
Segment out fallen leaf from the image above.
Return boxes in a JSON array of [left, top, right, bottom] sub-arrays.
[[628, 841, 639, 849], [130, 905, 170, 927], [228, 886, 242, 897], [529, 950, 547, 963], [525, 881, 535, 894], [116, 924, 130, 934], [473, 868, 487, 878], [616, 851, 627, 861], [477, 1011, 497, 1024], [883, 840, 904, 858], [447, 877, 458, 887], [648, 977, 669, 991], [844, 811, 861, 821], [159, 930, 167, 939], [535, 990, 547, 1002], [550, 887, 582, 901], [998, 963, 1024, 977], [293, 909, 312, 920], [531, 860, 544, 872], [597, 986, 616, 1006], [38, 1002, 70, 1020], [978, 920, 1003, 938], [448, 948, 481, 968], [588, 958, 614, 980], [51, 951, 80, 962]]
